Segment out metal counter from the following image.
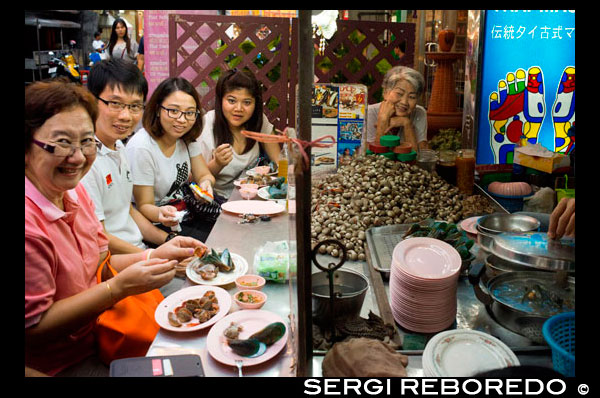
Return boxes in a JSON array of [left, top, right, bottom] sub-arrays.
[[148, 187, 553, 377]]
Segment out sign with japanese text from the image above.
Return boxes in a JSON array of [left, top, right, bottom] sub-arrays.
[[476, 10, 575, 165]]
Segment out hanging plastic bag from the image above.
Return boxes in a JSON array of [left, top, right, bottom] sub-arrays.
[[254, 241, 297, 283]]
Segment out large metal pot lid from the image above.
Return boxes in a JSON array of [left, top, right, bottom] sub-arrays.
[[488, 270, 575, 317], [490, 232, 575, 272]]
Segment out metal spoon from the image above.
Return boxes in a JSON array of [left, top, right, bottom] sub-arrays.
[[236, 360, 243, 377]]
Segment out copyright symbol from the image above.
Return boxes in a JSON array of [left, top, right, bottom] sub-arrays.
[[578, 384, 589, 395]]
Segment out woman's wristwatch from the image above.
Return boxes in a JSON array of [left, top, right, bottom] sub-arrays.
[[165, 231, 178, 242]]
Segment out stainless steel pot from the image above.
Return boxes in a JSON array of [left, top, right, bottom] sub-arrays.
[[469, 268, 575, 344], [478, 213, 541, 235], [484, 253, 546, 279], [312, 269, 369, 327]]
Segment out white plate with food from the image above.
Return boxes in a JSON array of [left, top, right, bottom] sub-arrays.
[[234, 175, 276, 188], [154, 285, 232, 332], [186, 252, 248, 286], [257, 186, 288, 202], [246, 166, 278, 177], [206, 309, 288, 367]]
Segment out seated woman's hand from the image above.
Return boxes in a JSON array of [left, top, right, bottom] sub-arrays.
[[214, 143, 233, 168], [158, 205, 179, 227], [388, 115, 412, 132], [153, 235, 208, 262], [192, 179, 214, 202], [379, 99, 397, 121], [114, 258, 177, 297]]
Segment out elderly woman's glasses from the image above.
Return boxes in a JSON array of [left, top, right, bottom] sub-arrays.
[[32, 138, 97, 157], [160, 106, 200, 121]]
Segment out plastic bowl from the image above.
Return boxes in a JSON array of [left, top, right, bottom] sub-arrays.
[[240, 183, 259, 190], [234, 290, 267, 309], [253, 166, 271, 175], [239, 188, 258, 200], [235, 274, 266, 291]]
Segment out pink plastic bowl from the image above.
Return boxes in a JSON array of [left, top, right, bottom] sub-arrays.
[[235, 274, 266, 291], [240, 183, 259, 190], [253, 166, 271, 175], [239, 188, 258, 199], [234, 290, 267, 309]]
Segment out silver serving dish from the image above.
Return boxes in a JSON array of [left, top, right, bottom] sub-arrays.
[[476, 223, 497, 253], [477, 213, 541, 235], [490, 232, 575, 272], [475, 270, 575, 343]]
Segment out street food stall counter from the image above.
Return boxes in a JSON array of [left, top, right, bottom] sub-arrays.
[[148, 184, 561, 377]]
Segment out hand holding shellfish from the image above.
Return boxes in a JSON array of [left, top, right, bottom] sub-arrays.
[[153, 235, 208, 262]]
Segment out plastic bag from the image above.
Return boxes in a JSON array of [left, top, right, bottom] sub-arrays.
[[254, 241, 297, 283]]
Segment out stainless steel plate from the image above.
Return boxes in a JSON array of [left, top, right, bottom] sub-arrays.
[[490, 232, 575, 272]]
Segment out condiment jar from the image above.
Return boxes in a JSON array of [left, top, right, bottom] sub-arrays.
[[456, 149, 475, 195], [416, 149, 438, 173], [436, 150, 457, 185]]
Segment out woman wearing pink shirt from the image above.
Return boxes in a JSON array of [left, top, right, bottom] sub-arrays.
[[25, 79, 206, 376]]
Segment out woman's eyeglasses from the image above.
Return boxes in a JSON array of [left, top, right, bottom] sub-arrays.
[[32, 138, 97, 157], [160, 106, 200, 121]]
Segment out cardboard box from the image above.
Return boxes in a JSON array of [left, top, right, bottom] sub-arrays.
[[513, 147, 570, 174]]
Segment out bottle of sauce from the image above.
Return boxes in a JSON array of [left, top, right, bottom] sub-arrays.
[[456, 149, 475, 195], [436, 150, 457, 185], [278, 142, 289, 183]]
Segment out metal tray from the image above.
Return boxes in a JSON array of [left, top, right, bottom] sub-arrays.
[[365, 224, 412, 274]]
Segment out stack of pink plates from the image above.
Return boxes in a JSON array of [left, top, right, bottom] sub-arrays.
[[389, 237, 462, 334]]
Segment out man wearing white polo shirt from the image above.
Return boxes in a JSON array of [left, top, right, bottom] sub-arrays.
[[81, 59, 174, 254]]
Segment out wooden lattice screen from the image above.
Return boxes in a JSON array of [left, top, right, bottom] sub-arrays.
[[313, 20, 415, 105], [169, 14, 298, 131]]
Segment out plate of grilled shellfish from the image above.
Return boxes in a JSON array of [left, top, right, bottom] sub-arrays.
[[207, 310, 288, 366], [155, 285, 232, 332], [185, 247, 248, 286]]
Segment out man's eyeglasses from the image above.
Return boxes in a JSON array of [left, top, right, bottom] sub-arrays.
[[96, 96, 145, 114], [160, 106, 200, 121], [32, 138, 97, 157]]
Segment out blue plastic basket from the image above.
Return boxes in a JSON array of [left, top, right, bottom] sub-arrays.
[[542, 312, 575, 377]]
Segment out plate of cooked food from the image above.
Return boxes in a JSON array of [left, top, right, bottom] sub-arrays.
[[185, 247, 249, 286], [154, 285, 232, 332], [206, 310, 288, 366], [246, 165, 278, 177], [234, 175, 277, 188]]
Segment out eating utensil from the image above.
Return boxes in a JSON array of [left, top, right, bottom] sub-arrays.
[[236, 360, 243, 377]]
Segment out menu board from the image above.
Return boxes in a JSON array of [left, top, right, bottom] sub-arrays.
[[311, 84, 367, 175]]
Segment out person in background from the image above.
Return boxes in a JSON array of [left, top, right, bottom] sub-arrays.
[[548, 197, 575, 239], [196, 68, 281, 199], [366, 65, 428, 151], [106, 18, 138, 64], [137, 35, 145, 73], [25, 79, 205, 376], [81, 59, 173, 255], [92, 31, 105, 53], [126, 77, 216, 242]]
